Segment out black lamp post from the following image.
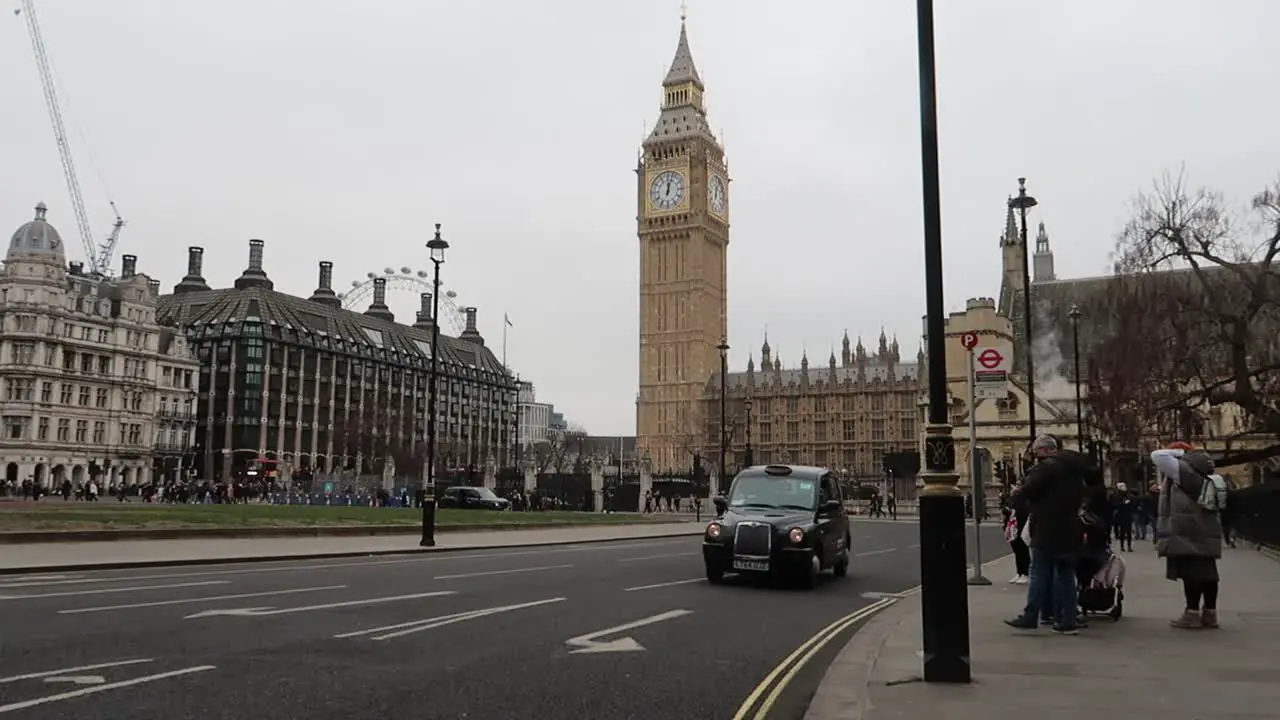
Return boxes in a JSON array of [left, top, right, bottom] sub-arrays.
[[1008, 177, 1039, 445], [420, 223, 449, 547], [1068, 304, 1084, 449], [915, 0, 971, 684], [743, 396, 754, 468], [717, 339, 729, 494]]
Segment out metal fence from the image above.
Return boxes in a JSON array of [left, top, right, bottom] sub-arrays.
[[1231, 484, 1280, 549]]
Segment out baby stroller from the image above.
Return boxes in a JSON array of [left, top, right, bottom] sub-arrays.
[[1078, 548, 1126, 620]]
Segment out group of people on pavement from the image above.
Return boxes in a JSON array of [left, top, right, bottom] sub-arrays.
[[1001, 435, 1227, 634]]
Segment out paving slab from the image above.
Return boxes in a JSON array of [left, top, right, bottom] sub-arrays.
[[0, 522, 706, 574], [806, 543, 1280, 720]]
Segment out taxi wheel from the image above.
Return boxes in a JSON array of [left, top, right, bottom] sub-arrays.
[[833, 554, 849, 578]]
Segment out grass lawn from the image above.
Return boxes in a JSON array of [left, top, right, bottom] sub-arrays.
[[0, 503, 663, 532]]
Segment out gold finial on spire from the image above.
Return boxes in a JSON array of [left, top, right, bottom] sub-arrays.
[[680, 0, 688, 22]]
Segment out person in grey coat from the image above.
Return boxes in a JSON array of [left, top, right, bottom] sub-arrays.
[[1152, 443, 1223, 629]]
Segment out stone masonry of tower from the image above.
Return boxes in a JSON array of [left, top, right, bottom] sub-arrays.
[[635, 17, 730, 473]]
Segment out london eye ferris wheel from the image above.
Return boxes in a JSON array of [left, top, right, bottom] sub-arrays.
[[339, 267, 468, 336]]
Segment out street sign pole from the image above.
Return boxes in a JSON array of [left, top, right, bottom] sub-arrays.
[[966, 346, 990, 586]]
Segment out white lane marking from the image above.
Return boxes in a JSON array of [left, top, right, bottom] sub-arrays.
[[0, 659, 153, 684], [0, 574, 81, 584], [183, 590, 455, 619], [433, 564, 572, 580], [855, 548, 897, 557], [908, 544, 921, 549], [616, 552, 695, 563], [43, 675, 105, 685], [623, 578, 705, 592], [0, 539, 695, 587], [0, 580, 230, 601], [565, 609, 694, 654], [338, 597, 569, 641], [59, 585, 348, 615], [0, 666, 216, 714]]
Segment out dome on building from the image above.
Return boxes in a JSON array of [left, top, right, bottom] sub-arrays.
[[8, 202, 67, 265]]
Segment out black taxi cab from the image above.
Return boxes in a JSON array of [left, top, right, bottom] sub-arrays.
[[701, 465, 851, 588]]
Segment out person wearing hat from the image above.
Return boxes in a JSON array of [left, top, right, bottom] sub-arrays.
[[1152, 441, 1224, 629]]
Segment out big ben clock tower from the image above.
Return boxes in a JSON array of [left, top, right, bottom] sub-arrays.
[[635, 12, 730, 472]]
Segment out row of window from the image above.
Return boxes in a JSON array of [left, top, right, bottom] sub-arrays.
[[751, 394, 917, 415], [1, 415, 146, 446], [4, 379, 158, 413], [2, 311, 157, 349], [753, 417, 918, 444]]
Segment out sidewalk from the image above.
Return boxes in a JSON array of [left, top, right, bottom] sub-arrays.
[[807, 545, 1280, 720], [0, 521, 705, 574]]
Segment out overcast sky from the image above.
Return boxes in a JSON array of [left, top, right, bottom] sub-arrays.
[[3, 1, 1277, 434]]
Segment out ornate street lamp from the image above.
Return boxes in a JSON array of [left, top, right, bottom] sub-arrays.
[[717, 339, 729, 494], [915, 0, 971, 684], [420, 224, 449, 547], [1069, 304, 1084, 449], [1009, 178, 1039, 444]]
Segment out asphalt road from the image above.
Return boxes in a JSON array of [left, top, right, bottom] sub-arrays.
[[0, 519, 1008, 720]]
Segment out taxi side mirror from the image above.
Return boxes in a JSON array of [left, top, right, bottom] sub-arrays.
[[820, 499, 843, 515], [712, 496, 728, 515]]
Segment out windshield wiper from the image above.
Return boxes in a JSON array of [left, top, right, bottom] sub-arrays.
[[777, 504, 813, 511]]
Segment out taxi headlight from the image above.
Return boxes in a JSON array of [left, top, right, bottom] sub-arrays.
[[706, 522, 723, 540], [788, 527, 805, 544]]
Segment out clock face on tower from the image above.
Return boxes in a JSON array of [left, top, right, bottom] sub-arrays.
[[708, 175, 727, 215], [649, 170, 686, 211]]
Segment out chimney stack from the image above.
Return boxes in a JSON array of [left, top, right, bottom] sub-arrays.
[[460, 306, 484, 345], [234, 239, 274, 290], [173, 246, 210, 294], [363, 276, 395, 323], [146, 278, 161, 295], [308, 260, 342, 308], [120, 254, 137, 279], [413, 293, 435, 330]]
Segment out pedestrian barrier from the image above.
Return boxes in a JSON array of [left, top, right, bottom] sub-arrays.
[[1230, 484, 1280, 550]]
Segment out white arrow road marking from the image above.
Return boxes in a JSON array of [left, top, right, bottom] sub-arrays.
[[183, 591, 455, 619], [60, 585, 349, 615], [0, 666, 215, 714], [0, 659, 153, 684], [336, 597, 568, 641], [43, 675, 105, 685], [0, 580, 230, 601], [564, 609, 693, 654], [433, 564, 573, 580]]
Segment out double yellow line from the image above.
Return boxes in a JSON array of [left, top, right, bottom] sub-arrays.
[[731, 597, 897, 720]]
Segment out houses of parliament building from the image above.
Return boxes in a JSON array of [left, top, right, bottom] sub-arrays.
[[634, 16, 922, 479]]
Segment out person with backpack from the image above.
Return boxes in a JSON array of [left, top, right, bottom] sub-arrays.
[[1151, 441, 1227, 629]]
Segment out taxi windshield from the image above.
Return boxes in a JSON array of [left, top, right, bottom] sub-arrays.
[[727, 474, 816, 511]]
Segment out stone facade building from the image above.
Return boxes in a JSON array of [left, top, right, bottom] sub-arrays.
[[703, 331, 924, 483], [156, 241, 516, 486], [634, 17, 731, 473], [0, 203, 200, 493]]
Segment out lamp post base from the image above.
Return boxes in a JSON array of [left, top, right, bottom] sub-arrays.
[[420, 496, 436, 547], [917, 423, 972, 684]]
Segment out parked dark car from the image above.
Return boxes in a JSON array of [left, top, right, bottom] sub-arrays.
[[438, 486, 510, 511], [701, 465, 851, 588]]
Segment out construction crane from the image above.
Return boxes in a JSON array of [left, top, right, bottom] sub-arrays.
[[15, 0, 124, 276]]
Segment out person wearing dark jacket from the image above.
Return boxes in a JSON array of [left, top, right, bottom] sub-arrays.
[[1005, 435, 1087, 634]]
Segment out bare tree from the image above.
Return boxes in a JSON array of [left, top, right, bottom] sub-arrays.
[[1094, 169, 1280, 463]]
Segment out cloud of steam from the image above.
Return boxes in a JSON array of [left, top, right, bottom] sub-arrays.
[[1031, 305, 1077, 401]]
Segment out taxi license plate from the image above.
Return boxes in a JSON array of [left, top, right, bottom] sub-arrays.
[[732, 558, 769, 572]]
